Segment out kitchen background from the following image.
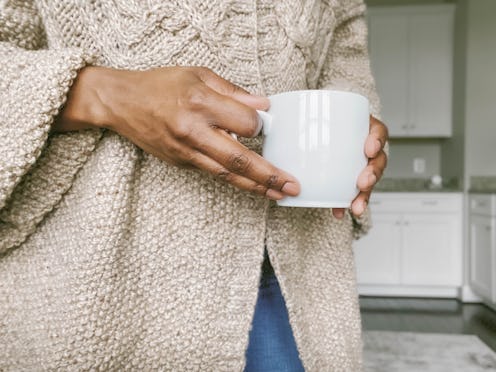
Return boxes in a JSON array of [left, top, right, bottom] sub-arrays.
[[356, 0, 496, 370]]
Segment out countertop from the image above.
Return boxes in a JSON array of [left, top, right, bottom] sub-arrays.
[[375, 177, 496, 194], [469, 176, 496, 194], [374, 178, 462, 193]]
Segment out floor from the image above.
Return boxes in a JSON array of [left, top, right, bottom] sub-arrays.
[[359, 297, 496, 352]]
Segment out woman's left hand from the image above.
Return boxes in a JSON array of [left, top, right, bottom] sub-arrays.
[[333, 115, 389, 219]]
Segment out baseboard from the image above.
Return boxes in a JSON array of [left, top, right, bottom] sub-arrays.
[[458, 285, 484, 303], [358, 284, 460, 298]]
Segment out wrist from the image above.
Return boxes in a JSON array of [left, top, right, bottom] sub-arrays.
[[52, 66, 119, 133]]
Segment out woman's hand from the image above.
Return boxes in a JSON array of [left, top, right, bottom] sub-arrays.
[[53, 66, 301, 200], [332, 115, 389, 219]]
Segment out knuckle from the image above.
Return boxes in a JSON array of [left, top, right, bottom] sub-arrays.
[[227, 152, 251, 174], [180, 85, 208, 110], [215, 168, 232, 182], [265, 174, 279, 188], [251, 183, 268, 196], [171, 120, 195, 140]]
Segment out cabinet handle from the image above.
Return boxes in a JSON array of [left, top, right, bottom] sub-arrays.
[[422, 200, 438, 206], [473, 201, 487, 208]]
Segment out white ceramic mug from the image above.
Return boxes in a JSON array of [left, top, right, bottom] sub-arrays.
[[259, 90, 369, 208]]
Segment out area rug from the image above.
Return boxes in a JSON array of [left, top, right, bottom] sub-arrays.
[[363, 331, 496, 372]]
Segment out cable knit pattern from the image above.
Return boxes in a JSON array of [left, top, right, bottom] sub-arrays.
[[0, 0, 380, 370]]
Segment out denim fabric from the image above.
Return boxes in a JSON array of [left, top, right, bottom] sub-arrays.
[[244, 250, 305, 372]]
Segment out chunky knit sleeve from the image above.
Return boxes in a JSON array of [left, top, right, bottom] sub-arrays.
[[318, 1, 382, 239], [0, 1, 102, 253], [318, 1, 381, 118]]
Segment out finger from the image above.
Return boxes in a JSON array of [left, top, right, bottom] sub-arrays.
[[217, 128, 238, 141], [192, 126, 301, 196], [130, 137, 193, 169], [351, 191, 370, 217], [185, 149, 286, 200], [366, 116, 389, 158], [364, 135, 382, 159], [195, 67, 270, 110], [356, 150, 388, 191], [195, 87, 263, 138], [332, 208, 345, 219]]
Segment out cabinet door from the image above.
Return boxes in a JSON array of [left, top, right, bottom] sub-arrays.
[[368, 13, 409, 136], [409, 11, 453, 137], [470, 215, 493, 300], [353, 214, 402, 284], [401, 213, 462, 286]]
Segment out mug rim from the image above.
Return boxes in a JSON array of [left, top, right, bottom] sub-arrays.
[[268, 89, 368, 103]]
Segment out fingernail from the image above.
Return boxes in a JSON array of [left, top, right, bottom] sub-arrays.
[[266, 189, 284, 200], [368, 173, 377, 186], [375, 140, 382, 153], [334, 209, 345, 219], [357, 200, 367, 215], [281, 182, 300, 196]]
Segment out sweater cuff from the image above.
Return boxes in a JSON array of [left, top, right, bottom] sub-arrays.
[[0, 47, 102, 253], [350, 206, 371, 240]]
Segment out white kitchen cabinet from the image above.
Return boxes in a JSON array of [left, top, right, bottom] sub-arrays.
[[353, 193, 463, 297], [469, 194, 496, 304], [401, 214, 461, 286], [367, 5, 454, 137], [368, 14, 409, 134], [354, 214, 401, 285], [470, 215, 493, 300]]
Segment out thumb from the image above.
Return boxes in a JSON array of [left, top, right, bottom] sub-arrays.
[[195, 67, 270, 110]]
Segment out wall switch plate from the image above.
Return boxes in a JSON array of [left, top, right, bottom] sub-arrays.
[[413, 158, 426, 174]]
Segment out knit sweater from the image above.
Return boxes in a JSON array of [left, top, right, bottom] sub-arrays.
[[0, 0, 380, 370]]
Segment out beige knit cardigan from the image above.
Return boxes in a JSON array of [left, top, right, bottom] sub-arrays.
[[0, 0, 380, 370]]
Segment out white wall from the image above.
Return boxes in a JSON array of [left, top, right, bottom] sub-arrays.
[[385, 141, 442, 178], [368, 0, 496, 182], [441, 0, 467, 186], [464, 0, 496, 182], [367, 0, 453, 180]]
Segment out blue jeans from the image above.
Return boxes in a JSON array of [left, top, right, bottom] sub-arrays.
[[244, 252, 305, 372]]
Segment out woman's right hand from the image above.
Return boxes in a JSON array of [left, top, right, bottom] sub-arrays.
[[53, 66, 300, 200]]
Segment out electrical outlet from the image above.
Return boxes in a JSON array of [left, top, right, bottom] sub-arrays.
[[413, 158, 426, 174]]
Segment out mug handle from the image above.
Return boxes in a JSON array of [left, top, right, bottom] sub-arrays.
[[229, 110, 273, 140], [256, 110, 273, 135]]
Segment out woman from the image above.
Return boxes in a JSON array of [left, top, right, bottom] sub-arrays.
[[0, 0, 388, 370]]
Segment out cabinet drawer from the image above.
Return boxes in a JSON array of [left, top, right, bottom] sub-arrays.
[[470, 194, 496, 216], [369, 194, 462, 213]]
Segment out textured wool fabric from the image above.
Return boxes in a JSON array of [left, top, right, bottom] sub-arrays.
[[0, 0, 380, 371]]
